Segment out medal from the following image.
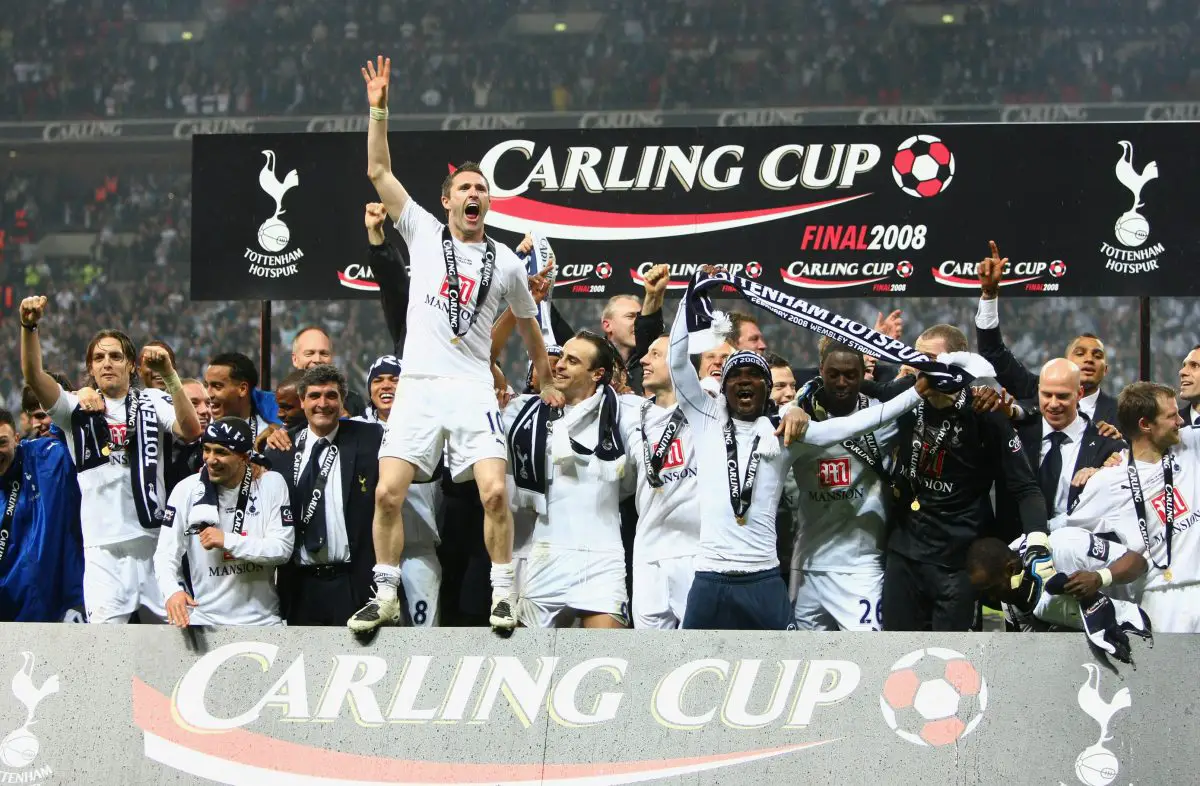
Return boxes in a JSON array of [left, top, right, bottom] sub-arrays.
[[1164, 568, 1174, 582], [910, 499, 921, 512], [736, 515, 746, 525], [450, 336, 460, 345], [101, 445, 112, 457]]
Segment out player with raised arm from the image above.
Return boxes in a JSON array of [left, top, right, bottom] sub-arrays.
[[667, 298, 959, 629], [20, 295, 201, 623], [350, 56, 563, 634]]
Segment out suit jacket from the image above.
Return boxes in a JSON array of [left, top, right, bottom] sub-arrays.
[[264, 419, 383, 620], [1181, 402, 1200, 429], [994, 414, 1126, 537], [976, 324, 1118, 427]]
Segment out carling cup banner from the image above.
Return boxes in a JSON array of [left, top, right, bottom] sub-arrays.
[[190, 123, 1200, 300]]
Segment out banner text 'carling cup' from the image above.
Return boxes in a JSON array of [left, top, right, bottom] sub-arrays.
[[189, 123, 1200, 300]]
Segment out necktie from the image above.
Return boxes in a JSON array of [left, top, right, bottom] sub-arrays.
[[300, 437, 330, 553], [1039, 431, 1068, 515]]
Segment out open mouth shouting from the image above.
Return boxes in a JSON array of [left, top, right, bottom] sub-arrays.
[[464, 200, 482, 224]]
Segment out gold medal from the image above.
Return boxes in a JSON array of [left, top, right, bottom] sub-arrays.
[[910, 499, 921, 512], [736, 515, 746, 526], [101, 445, 112, 457], [1164, 568, 1174, 582], [450, 336, 461, 345]]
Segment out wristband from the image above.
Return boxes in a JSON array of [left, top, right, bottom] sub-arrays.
[[161, 371, 184, 395], [1097, 568, 1113, 588], [21, 321, 37, 331], [369, 106, 389, 121]]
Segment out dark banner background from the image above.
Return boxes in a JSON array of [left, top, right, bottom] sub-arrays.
[[191, 123, 1199, 300]]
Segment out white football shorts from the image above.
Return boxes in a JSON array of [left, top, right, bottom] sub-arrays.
[[380, 376, 506, 482], [84, 538, 166, 624], [790, 568, 883, 632], [517, 545, 628, 628], [631, 556, 695, 630]]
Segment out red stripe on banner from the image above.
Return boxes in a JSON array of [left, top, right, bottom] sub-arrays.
[[132, 677, 830, 783], [488, 193, 862, 231]]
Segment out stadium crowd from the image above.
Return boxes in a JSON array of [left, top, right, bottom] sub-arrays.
[[0, 4, 1195, 662], [1, 0, 1197, 120]]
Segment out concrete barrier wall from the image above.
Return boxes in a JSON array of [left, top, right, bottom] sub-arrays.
[[0, 625, 1185, 785]]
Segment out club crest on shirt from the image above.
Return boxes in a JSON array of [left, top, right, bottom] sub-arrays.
[[438, 273, 478, 304], [660, 439, 686, 470], [817, 457, 851, 488], [108, 423, 128, 446], [1150, 487, 1189, 524], [1007, 433, 1022, 453]]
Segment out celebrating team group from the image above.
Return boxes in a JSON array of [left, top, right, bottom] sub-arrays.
[[7, 56, 1198, 649]]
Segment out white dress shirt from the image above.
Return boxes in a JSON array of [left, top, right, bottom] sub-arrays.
[[1078, 390, 1100, 421], [1039, 414, 1088, 516], [295, 423, 350, 565]]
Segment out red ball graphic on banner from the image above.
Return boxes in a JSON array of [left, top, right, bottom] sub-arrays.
[[880, 647, 988, 747], [893, 135, 956, 198]]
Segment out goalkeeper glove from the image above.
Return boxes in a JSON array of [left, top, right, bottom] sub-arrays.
[[1080, 593, 1153, 665]]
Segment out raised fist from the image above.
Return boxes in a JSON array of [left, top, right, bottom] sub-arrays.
[[141, 345, 176, 377], [365, 202, 387, 231], [643, 263, 670, 297], [20, 295, 47, 326]]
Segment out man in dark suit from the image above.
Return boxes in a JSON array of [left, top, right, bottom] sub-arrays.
[[999, 359, 1125, 538], [974, 242, 1118, 427], [264, 364, 382, 626], [1178, 345, 1200, 427]]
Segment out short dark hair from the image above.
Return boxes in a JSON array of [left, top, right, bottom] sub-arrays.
[[298, 364, 347, 400], [441, 162, 488, 199], [764, 352, 791, 371], [208, 352, 259, 389], [85, 329, 137, 378], [20, 386, 42, 414], [965, 537, 1019, 583], [46, 370, 73, 391], [818, 337, 866, 371], [571, 329, 619, 385], [141, 340, 177, 368], [1117, 381, 1176, 439], [276, 369, 305, 393], [917, 324, 968, 354], [0, 408, 14, 433], [1066, 332, 1105, 357]]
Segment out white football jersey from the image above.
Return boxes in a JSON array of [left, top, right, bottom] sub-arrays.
[[1058, 427, 1200, 593], [394, 200, 537, 383], [154, 471, 294, 626], [49, 386, 178, 547], [1010, 528, 1131, 630], [621, 399, 700, 563], [789, 396, 899, 574]]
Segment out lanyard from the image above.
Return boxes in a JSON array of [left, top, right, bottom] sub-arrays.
[[0, 454, 24, 565], [906, 389, 967, 509], [639, 402, 687, 488], [1127, 455, 1175, 570], [440, 225, 496, 342], [723, 419, 762, 524], [293, 430, 339, 526]]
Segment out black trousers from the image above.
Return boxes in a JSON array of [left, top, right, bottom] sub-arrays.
[[683, 569, 796, 630], [287, 565, 357, 627], [882, 551, 976, 632]]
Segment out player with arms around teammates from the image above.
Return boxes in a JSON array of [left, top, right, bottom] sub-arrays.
[[349, 56, 563, 634]]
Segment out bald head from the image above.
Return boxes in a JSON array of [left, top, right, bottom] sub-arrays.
[[1039, 358, 1083, 429], [1040, 358, 1081, 389]]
